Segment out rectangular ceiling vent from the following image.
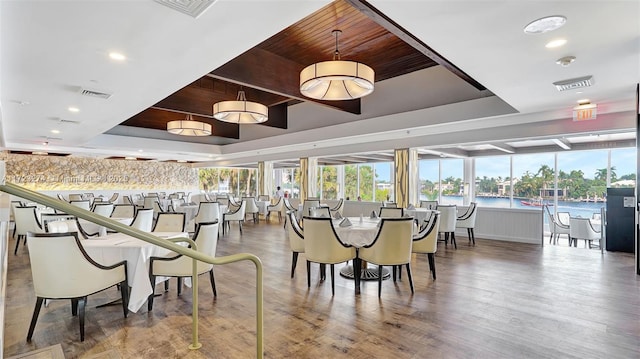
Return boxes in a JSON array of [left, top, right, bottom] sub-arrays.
[[49, 118, 81, 125], [154, 0, 219, 18], [553, 76, 594, 91], [79, 88, 112, 99]]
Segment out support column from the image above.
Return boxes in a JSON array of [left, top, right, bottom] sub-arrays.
[[408, 148, 419, 207], [463, 158, 475, 206], [299, 158, 318, 201], [257, 161, 273, 198], [394, 149, 410, 208]]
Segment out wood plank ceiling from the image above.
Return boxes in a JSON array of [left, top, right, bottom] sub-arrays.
[[119, 0, 482, 142]]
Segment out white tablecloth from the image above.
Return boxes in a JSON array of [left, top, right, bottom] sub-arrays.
[[256, 200, 271, 216], [333, 217, 381, 247], [79, 217, 133, 236], [82, 231, 187, 312], [404, 208, 435, 223]]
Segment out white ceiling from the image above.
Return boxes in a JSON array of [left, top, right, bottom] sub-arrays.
[[1, 1, 638, 166]]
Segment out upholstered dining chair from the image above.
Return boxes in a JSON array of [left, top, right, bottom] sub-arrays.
[[302, 216, 357, 295], [243, 197, 260, 223], [153, 212, 186, 232], [283, 197, 298, 228], [330, 198, 344, 217], [436, 205, 457, 249], [544, 205, 570, 245], [378, 207, 404, 218], [129, 208, 154, 232], [359, 217, 415, 297], [187, 201, 219, 232], [111, 204, 135, 219], [68, 194, 83, 201], [412, 212, 440, 280], [10, 200, 23, 237], [301, 200, 320, 221], [26, 232, 128, 342], [40, 213, 81, 235], [309, 206, 331, 218], [92, 203, 114, 217], [266, 197, 284, 222], [383, 202, 398, 208], [456, 202, 478, 245], [286, 211, 305, 278], [122, 195, 133, 205], [14, 206, 44, 255], [569, 217, 601, 248], [223, 200, 246, 235], [107, 193, 119, 203], [46, 219, 82, 234], [258, 195, 270, 201], [148, 221, 219, 310], [69, 200, 91, 211]]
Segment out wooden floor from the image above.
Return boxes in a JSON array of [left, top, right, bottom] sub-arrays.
[[3, 220, 640, 358]]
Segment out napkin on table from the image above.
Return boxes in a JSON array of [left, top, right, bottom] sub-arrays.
[[339, 218, 352, 227], [333, 211, 343, 219], [370, 210, 378, 219], [407, 204, 415, 210]]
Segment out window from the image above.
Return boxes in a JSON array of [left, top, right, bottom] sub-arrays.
[[320, 165, 339, 200], [511, 153, 554, 209], [374, 162, 392, 202], [474, 156, 511, 208], [358, 164, 374, 201], [611, 148, 636, 188], [440, 159, 463, 205], [344, 164, 358, 200], [418, 160, 439, 203], [198, 168, 220, 192], [239, 168, 257, 197]]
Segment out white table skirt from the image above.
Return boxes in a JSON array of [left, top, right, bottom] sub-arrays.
[[404, 208, 435, 223], [256, 200, 271, 216], [79, 217, 133, 236], [82, 231, 187, 312], [333, 217, 381, 247], [175, 204, 199, 222]]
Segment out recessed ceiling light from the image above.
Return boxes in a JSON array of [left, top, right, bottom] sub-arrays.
[[556, 55, 576, 67], [68, 106, 80, 113], [109, 52, 126, 61], [124, 156, 136, 160], [138, 149, 144, 152], [51, 129, 60, 134], [545, 39, 567, 48], [524, 15, 567, 34]]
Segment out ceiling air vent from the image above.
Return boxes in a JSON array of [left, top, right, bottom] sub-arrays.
[[49, 117, 80, 125], [79, 88, 112, 99], [553, 76, 594, 91], [154, 0, 219, 18]]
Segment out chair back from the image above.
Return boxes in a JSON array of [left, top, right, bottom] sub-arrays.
[[383, 202, 398, 208], [258, 195, 270, 201], [111, 204, 135, 219], [436, 205, 457, 232], [143, 197, 157, 210], [92, 203, 114, 217], [27, 232, 125, 298], [420, 200, 438, 209], [14, 206, 42, 236], [360, 218, 414, 265], [413, 212, 440, 254], [456, 202, 477, 228], [302, 217, 355, 264], [70, 200, 91, 211], [569, 217, 600, 241], [268, 197, 284, 211], [243, 197, 260, 213], [122, 195, 133, 205], [217, 197, 230, 206], [557, 212, 570, 226], [194, 202, 219, 224], [225, 200, 246, 220], [152, 222, 219, 276], [153, 212, 185, 232], [286, 211, 304, 253], [46, 219, 80, 234], [283, 197, 296, 211], [41, 213, 76, 232], [309, 206, 331, 218], [10, 200, 23, 219], [379, 207, 404, 218], [107, 193, 119, 203], [130, 208, 154, 232]]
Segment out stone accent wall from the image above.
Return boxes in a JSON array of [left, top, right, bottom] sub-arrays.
[[0, 153, 198, 191]]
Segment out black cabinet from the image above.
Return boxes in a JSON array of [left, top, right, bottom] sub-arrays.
[[606, 187, 635, 252]]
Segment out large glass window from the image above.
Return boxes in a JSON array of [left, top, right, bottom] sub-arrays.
[[198, 168, 219, 192], [475, 156, 511, 208], [418, 160, 439, 202], [611, 148, 636, 188], [320, 165, 339, 200], [440, 159, 463, 205], [374, 162, 392, 202], [344, 164, 358, 200], [556, 150, 607, 218], [511, 153, 554, 209], [239, 168, 257, 197], [358, 164, 374, 201]]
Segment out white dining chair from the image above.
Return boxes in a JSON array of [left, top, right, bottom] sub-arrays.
[[153, 212, 186, 232], [436, 205, 457, 249], [223, 200, 246, 235], [130, 208, 154, 232], [14, 206, 44, 255], [243, 197, 260, 223], [412, 212, 440, 280], [456, 202, 478, 245], [378, 207, 404, 218], [266, 198, 284, 222], [187, 202, 219, 232], [286, 211, 305, 278], [569, 217, 601, 248]]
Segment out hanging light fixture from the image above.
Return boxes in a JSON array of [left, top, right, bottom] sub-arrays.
[[300, 30, 375, 101], [167, 114, 212, 136], [212, 89, 268, 124]]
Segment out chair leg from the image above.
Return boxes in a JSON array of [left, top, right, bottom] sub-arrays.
[[14, 234, 22, 255], [320, 264, 326, 281], [330, 264, 335, 296], [427, 253, 436, 280], [471, 228, 475, 245], [164, 279, 169, 292], [291, 252, 299, 278], [353, 257, 361, 295], [306, 261, 311, 288], [405, 263, 414, 294], [392, 265, 397, 282], [148, 274, 156, 311], [209, 269, 217, 297], [283, 216, 287, 229], [239, 221, 243, 234], [71, 298, 78, 316], [377, 266, 383, 297], [27, 297, 44, 342], [78, 296, 87, 341], [120, 280, 129, 318], [177, 277, 183, 296], [451, 232, 457, 249]]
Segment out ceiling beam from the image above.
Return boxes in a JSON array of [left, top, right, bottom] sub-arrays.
[[210, 47, 362, 115], [489, 143, 516, 154], [122, 108, 239, 139], [552, 138, 572, 150], [345, 0, 486, 91]]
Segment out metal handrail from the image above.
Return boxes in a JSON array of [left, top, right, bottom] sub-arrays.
[[0, 182, 264, 358]]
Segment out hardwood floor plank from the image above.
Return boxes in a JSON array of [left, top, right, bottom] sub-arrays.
[[3, 221, 639, 358]]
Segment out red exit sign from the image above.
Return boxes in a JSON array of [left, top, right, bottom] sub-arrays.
[[573, 103, 597, 121]]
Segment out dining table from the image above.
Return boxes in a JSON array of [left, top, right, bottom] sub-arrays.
[[174, 204, 199, 222], [79, 217, 134, 237], [81, 231, 188, 312], [404, 208, 435, 224], [255, 200, 271, 218]]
